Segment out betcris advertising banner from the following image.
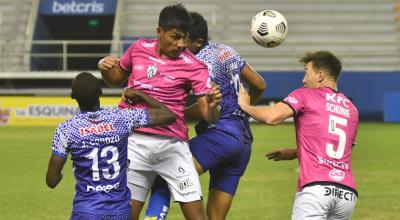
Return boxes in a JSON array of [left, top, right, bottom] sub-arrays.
[[0, 96, 120, 126], [40, 0, 117, 15]]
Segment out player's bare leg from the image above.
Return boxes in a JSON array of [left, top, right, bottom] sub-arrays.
[[180, 200, 208, 220], [130, 199, 145, 220], [193, 157, 205, 174], [207, 189, 233, 220]]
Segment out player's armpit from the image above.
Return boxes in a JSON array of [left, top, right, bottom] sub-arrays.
[[46, 155, 67, 189], [240, 64, 266, 104]]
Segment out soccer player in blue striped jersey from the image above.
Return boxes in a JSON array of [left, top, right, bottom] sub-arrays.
[[45, 72, 176, 220], [145, 12, 266, 220]]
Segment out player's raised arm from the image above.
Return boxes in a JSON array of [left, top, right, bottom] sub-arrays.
[[123, 88, 176, 126], [238, 85, 293, 125], [240, 63, 266, 105], [98, 56, 130, 87], [46, 155, 66, 188]]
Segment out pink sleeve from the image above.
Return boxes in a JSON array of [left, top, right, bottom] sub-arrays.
[[119, 42, 136, 72], [190, 66, 212, 96], [283, 88, 307, 115]]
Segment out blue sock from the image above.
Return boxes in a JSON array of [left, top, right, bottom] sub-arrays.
[[145, 176, 171, 220]]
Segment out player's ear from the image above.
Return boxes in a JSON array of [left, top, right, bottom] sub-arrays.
[[196, 38, 204, 47], [318, 71, 324, 83], [156, 27, 162, 36]]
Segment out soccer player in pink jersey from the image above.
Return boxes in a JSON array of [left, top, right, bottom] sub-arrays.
[[238, 51, 359, 220], [98, 3, 221, 220]]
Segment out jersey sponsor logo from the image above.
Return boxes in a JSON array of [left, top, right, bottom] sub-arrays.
[[284, 96, 298, 104], [160, 73, 176, 82], [133, 80, 160, 91], [317, 156, 349, 170], [179, 54, 193, 64], [148, 56, 166, 65], [324, 186, 356, 202], [141, 42, 156, 48], [178, 178, 193, 191], [147, 65, 158, 79], [227, 61, 239, 72], [326, 93, 350, 108], [79, 123, 116, 136], [329, 169, 345, 181], [134, 65, 144, 70], [86, 182, 120, 193], [218, 50, 233, 62]]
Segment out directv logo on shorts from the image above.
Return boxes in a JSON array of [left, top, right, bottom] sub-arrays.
[[52, 0, 104, 14]]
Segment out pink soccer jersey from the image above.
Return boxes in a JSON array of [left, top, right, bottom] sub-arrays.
[[119, 38, 211, 141], [283, 87, 359, 191]]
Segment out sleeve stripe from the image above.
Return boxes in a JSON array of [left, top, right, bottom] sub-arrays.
[[280, 100, 297, 116], [52, 150, 68, 159], [119, 62, 130, 73]]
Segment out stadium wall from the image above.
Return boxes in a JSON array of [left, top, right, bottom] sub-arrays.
[[0, 71, 398, 124], [260, 71, 400, 121]]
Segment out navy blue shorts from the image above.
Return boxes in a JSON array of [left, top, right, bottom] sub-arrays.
[[189, 128, 251, 195], [70, 211, 130, 220]]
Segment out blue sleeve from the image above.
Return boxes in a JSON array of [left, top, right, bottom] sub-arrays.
[[120, 108, 149, 131], [51, 124, 68, 158]]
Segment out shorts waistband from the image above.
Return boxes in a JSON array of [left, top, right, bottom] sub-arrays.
[[303, 181, 358, 197]]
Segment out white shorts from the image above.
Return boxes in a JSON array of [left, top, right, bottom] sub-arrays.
[[126, 132, 202, 203], [292, 183, 357, 220]]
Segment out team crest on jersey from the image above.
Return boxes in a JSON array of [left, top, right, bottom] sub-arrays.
[[147, 65, 158, 79]]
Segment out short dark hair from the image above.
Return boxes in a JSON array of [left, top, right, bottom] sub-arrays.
[[71, 72, 102, 107], [158, 3, 192, 32], [299, 50, 342, 81], [188, 12, 208, 42]]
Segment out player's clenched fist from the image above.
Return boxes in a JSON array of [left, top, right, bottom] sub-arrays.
[[206, 83, 222, 108], [98, 56, 129, 87], [98, 56, 120, 71]]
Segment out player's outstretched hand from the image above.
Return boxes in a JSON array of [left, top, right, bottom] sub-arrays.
[[98, 56, 120, 71], [238, 84, 250, 107], [123, 87, 144, 105], [265, 148, 297, 161], [206, 83, 222, 108]]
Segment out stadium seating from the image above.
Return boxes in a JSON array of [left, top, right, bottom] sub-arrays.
[[0, 0, 398, 72], [0, 0, 33, 71], [121, 0, 400, 71]]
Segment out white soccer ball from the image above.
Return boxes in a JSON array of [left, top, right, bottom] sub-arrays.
[[250, 10, 288, 48]]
